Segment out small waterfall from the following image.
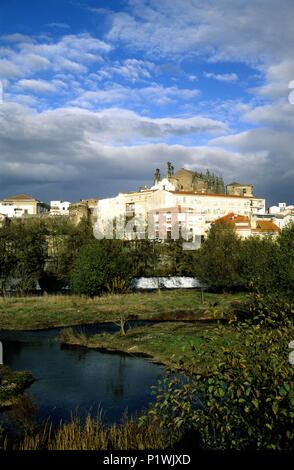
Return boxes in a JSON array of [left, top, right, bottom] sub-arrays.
[[131, 277, 204, 290]]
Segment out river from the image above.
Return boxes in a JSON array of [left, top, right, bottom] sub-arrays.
[[0, 322, 164, 428]]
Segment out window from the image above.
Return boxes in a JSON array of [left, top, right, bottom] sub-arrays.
[[126, 203, 135, 212]]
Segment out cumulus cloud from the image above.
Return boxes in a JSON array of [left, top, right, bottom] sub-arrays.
[[106, 0, 294, 63], [17, 78, 67, 93], [0, 101, 291, 204], [0, 33, 111, 79], [71, 83, 200, 108], [0, 1, 293, 206]]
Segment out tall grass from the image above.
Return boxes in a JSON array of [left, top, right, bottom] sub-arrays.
[[14, 414, 175, 450]]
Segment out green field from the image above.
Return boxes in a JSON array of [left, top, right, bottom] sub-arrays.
[[60, 321, 241, 372], [0, 290, 246, 330]]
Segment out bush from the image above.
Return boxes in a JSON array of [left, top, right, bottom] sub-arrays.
[[276, 222, 294, 294], [240, 236, 280, 292], [229, 292, 294, 328], [71, 240, 133, 297], [194, 222, 243, 292], [147, 324, 294, 449]]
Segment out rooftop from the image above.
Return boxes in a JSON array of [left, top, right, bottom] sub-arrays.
[[169, 190, 258, 199], [3, 194, 37, 202], [254, 220, 280, 232]]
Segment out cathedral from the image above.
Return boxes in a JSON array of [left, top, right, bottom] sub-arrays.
[[153, 162, 226, 194]]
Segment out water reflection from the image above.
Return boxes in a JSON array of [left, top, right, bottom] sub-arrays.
[[0, 326, 164, 426]]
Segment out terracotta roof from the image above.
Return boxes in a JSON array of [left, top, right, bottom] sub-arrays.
[[4, 194, 36, 201], [254, 220, 280, 232], [169, 190, 255, 199], [214, 213, 250, 225]]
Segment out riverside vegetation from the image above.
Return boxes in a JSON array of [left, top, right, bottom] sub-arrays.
[[0, 218, 293, 449]]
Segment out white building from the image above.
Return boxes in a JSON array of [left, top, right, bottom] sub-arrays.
[[267, 202, 294, 229], [0, 194, 48, 218], [94, 187, 265, 241], [50, 200, 71, 216]]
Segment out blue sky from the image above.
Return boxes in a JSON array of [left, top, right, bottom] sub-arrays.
[[0, 0, 293, 205]]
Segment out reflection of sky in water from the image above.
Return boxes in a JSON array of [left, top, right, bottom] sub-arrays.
[[0, 327, 164, 425]]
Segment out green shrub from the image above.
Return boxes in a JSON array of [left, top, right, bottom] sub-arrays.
[[194, 222, 243, 292], [146, 325, 294, 449], [227, 292, 294, 328], [71, 240, 133, 297]]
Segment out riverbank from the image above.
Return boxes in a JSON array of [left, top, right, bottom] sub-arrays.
[[0, 366, 34, 408], [60, 322, 240, 372], [0, 291, 246, 330]]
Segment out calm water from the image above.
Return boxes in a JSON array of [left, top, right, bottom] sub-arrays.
[[0, 323, 164, 426]]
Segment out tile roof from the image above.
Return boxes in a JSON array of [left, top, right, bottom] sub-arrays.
[[169, 190, 255, 199], [214, 213, 250, 225], [4, 194, 36, 201], [254, 220, 280, 232]]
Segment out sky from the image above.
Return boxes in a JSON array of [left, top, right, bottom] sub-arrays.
[[0, 0, 293, 206]]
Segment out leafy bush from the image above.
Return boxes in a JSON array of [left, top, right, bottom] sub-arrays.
[[194, 221, 243, 292], [146, 325, 294, 449], [240, 236, 280, 293], [228, 292, 294, 328], [71, 240, 133, 297]]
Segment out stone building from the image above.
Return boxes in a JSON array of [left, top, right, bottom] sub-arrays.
[[153, 163, 225, 194], [69, 198, 98, 225], [226, 182, 254, 197]]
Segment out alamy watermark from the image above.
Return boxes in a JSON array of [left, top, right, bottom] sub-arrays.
[[289, 340, 294, 365], [288, 80, 294, 105], [0, 80, 3, 104], [93, 202, 202, 250]]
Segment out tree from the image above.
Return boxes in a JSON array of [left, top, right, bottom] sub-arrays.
[[0, 222, 16, 294], [276, 222, 294, 295], [240, 236, 279, 293], [194, 221, 243, 292], [71, 240, 133, 297], [9, 219, 47, 294]]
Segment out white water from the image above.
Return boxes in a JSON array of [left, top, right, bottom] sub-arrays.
[[132, 276, 204, 290]]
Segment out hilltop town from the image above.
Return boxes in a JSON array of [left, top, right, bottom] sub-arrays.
[[1, 163, 293, 240]]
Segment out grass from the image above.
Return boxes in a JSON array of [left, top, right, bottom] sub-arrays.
[[0, 412, 179, 450], [60, 322, 241, 372], [0, 290, 246, 330], [0, 365, 34, 408]]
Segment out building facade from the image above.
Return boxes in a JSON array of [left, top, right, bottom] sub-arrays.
[[50, 200, 71, 216], [0, 194, 48, 218], [152, 163, 225, 194], [94, 187, 265, 241]]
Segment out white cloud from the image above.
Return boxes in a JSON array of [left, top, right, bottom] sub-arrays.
[[46, 23, 70, 29], [0, 33, 111, 79], [0, 102, 292, 204], [107, 0, 294, 64], [0, 59, 21, 78], [204, 72, 239, 83], [98, 59, 156, 83], [71, 83, 200, 108], [17, 79, 67, 93]]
